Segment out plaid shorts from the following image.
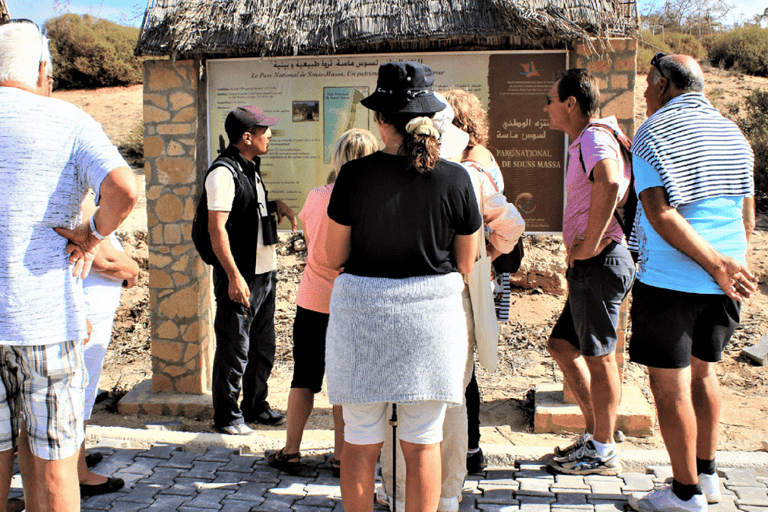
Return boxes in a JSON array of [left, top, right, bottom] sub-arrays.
[[0, 340, 86, 460]]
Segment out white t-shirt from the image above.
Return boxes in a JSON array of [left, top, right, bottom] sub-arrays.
[[0, 87, 128, 345], [205, 166, 276, 275]]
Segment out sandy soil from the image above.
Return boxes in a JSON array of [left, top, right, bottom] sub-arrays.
[[53, 71, 768, 453]]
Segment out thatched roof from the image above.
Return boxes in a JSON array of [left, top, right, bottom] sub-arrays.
[[0, 0, 11, 23], [136, 0, 637, 59]]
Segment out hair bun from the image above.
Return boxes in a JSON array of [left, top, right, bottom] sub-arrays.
[[405, 117, 439, 138]]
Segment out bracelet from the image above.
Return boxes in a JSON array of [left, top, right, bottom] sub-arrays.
[[89, 215, 107, 240]]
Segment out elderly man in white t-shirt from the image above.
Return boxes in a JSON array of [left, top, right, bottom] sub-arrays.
[[197, 105, 296, 435], [0, 19, 138, 512]]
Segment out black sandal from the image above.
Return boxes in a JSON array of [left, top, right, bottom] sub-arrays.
[[267, 449, 301, 474], [330, 457, 341, 478]]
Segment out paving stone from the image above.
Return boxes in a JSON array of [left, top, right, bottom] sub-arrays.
[[140, 495, 190, 511], [224, 481, 273, 501], [218, 456, 258, 473], [477, 487, 516, 503], [551, 505, 594, 511], [554, 492, 589, 505], [646, 466, 673, 483], [114, 482, 167, 503], [109, 501, 148, 512], [477, 503, 520, 512], [709, 499, 741, 512], [516, 478, 555, 497], [178, 507, 220, 512], [105, 448, 143, 464], [739, 507, 768, 512], [159, 478, 200, 496], [305, 483, 342, 497], [82, 492, 123, 509], [464, 479, 482, 494], [586, 480, 625, 501], [159, 451, 200, 469], [251, 498, 294, 511], [242, 468, 281, 484], [732, 487, 768, 506], [183, 489, 235, 509], [137, 465, 183, 484], [212, 471, 251, 484], [723, 469, 763, 488], [136, 444, 181, 460], [265, 482, 306, 504], [515, 470, 554, 480], [620, 473, 655, 492], [479, 479, 520, 490], [186, 460, 226, 479], [459, 494, 480, 511], [294, 495, 338, 508], [552, 475, 590, 491], [517, 462, 549, 473], [515, 496, 555, 505], [112, 469, 152, 487], [220, 497, 264, 512], [591, 502, 626, 512], [757, 477, 768, 486], [124, 455, 164, 475], [487, 469, 521, 480], [197, 446, 239, 462], [517, 502, 550, 512]]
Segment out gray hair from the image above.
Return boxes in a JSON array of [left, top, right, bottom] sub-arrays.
[[655, 56, 705, 92], [0, 22, 51, 88]]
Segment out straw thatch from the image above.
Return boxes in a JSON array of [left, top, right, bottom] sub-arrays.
[[136, 0, 636, 59], [0, 0, 11, 23]]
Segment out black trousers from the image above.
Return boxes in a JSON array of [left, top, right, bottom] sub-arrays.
[[465, 365, 481, 450], [211, 268, 276, 428]]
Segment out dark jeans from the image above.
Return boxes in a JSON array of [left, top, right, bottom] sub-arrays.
[[212, 268, 277, 428], [465, 366, 481, 450]]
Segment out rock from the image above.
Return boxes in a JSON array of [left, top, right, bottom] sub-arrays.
[[742, 334, 768, 366]]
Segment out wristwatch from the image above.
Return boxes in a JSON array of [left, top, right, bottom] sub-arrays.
[[89, 215, 107, 240]]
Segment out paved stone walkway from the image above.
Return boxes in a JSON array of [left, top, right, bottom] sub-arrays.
[[8, 444, 768, 511]]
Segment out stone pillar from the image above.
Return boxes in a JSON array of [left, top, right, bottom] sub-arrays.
[[143, 59, 214, 397]]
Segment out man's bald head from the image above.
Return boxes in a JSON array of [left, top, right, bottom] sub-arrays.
[[653, 54, 705, 93]]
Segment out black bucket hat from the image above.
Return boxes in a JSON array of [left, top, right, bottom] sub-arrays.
[[361, 62, 445, 115]]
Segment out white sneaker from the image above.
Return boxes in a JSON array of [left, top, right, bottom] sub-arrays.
[[698, 473, 721, 504], [628, 484, 707, 512], [218, 424, 254, 435]]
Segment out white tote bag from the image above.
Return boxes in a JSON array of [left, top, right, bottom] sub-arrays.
[[464, 167, 499, 371]]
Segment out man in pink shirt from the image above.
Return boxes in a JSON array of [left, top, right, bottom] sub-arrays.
[[542, 69, 636, 475]]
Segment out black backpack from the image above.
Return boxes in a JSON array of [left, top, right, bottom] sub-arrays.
[[578, 123, 638, 257], [192, 158, 238, 266]]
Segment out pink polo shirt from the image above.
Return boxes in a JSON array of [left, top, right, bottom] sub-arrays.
[[296, 184, 340, 314], [563, 116, 631, 251]]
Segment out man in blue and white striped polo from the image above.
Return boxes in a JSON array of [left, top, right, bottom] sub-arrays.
[[627, 54, 756, 512]]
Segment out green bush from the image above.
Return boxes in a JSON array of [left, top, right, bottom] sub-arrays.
[[44, 14, 142, 89], [638, 31, 707, 71], [118, 120, 144, 163], [638, 31, 673, 72], [708, 26, 768, 77], [727, 88, 768, 212]]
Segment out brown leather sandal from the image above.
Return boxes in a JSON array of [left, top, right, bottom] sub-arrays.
[[267, 448, 301, 474]]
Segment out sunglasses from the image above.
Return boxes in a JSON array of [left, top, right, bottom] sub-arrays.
[[651, 52, 668, 78]]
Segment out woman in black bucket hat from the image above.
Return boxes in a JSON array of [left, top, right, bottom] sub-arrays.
[[323, 61, 482, 512]]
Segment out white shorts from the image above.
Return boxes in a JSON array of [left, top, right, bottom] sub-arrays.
[[342, 401, 448, 445]]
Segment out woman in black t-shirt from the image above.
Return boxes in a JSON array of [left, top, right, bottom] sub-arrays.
[[323, 62, 481, 512]]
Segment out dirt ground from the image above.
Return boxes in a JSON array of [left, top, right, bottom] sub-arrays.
[[52, 68, 768, 453]]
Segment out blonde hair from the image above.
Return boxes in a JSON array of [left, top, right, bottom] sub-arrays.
[[443, 89, 489, 148], [328, 128, 379, 183]]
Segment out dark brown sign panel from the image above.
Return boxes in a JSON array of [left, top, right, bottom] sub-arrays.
[[488, 53, 567, 233]]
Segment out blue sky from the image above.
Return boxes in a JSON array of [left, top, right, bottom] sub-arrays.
[[6, 0, 766, 29]]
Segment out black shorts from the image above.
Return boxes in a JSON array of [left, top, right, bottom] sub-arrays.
[[291, 306, 330, 393], [550, 241, 635, 356], [629, 281, 741, 369]]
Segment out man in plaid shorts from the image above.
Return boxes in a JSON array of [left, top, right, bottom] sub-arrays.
[[0, 20, 138, 511]]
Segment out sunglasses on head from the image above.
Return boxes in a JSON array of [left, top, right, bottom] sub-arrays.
[[651, 52, 668, 78]]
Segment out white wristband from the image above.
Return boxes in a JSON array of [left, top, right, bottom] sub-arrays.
[[89, 215, 107, 240]]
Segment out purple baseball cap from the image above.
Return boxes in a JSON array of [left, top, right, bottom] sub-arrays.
[[224, 105, 279, 141]]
